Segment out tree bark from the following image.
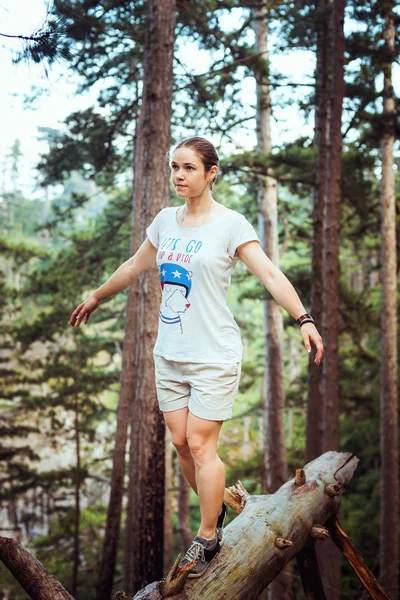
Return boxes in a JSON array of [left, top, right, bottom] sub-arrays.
[[72, 361, 81, 598], [133, 452, 359, 600], [252, 7, 289, 598], [0, 537, 74, 600], [322, 0, 345, 453], [378, 2, 398, 598], [177, 466, 193, 553], [95, 66, 143, 600], [326, 518, 391, 600], [164, 426, 175, 571], [306, 0, 328, 463], [317, 1, 346, 598], [122, 0, 176, 596], [296, 543, 327, 599], [252, 1, 286, 502]]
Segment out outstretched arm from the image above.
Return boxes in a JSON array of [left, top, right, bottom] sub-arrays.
[[93, 238, 158, 302], [236, 241, 324, 365], [70, 238, 157, 327]]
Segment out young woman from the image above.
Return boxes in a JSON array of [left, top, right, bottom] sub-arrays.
[[70, 136, 324, 578]]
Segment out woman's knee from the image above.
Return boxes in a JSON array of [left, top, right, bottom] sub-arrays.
[[163, 408, 191, 457], [187, 434, 217, 464], [172, 437, 191, 458]]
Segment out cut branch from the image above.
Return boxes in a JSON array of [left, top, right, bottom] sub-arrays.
[[326, 518, 391, 600], [0, 537, 73, 600]]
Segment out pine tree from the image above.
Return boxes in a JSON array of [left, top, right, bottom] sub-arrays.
[[377, 1, 398, 597]]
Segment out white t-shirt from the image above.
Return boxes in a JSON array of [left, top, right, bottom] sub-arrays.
[[146, 206, 260, 363]]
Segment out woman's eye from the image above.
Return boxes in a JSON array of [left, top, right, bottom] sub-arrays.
[[186, 166, 193, 171]]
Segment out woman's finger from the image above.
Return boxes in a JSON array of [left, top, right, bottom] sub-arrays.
[[74, 308, 87, 327], [303, 332, 312, 354], [70, 308, 81, 326], [310, 332, 324, 365]]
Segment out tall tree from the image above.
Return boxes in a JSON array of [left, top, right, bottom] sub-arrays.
[[252, 6, 291, 599], [122, 0, 176, 596], [71, 347, 82, 599], [317, 0, 346, 598], [378, 1, 398, 597], [177, 467, 192, 552], [306, 0, 328, 463], [94, 118, 142, 600]]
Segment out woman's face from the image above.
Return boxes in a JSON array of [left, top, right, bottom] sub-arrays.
[[171, 147, 214, 198]]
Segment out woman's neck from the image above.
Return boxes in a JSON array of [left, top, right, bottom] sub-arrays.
[[184, 193, 214, 216]]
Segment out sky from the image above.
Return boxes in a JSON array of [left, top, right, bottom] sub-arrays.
[[0, 0, 100, 197], [3, 1, 394, 201]]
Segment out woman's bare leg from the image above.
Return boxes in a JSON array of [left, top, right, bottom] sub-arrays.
[[163, 407, 198, 493], [186, 412, 224, 539]]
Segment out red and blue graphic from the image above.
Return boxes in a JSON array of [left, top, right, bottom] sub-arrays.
[[159, 263, 192, 333]]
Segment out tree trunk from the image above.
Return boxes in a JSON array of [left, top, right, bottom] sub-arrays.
[[318, 1, 346, 598], [378, 2, 398, 597], [322, 0, 345, 452], [164, 426, 175, 571], [252, 7, 289, 599], [7, 454, 390, 600], [72, 363, 81, 598], [296, 543, 327, 600], [133, 452, 359, 600], [177, 467, 193, 553], [95, 74, 143, 600], [122, 0, 176, 595], [0, 537, 74, 600], [306, 0, 329, 463], [252, 1, 286, 501], [243, 416, 252, 460]]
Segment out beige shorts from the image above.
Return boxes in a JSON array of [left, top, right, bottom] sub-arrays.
[[153, 354, 241, 421]]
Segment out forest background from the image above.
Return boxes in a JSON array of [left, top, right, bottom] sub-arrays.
[[0, 0, 399, 599]]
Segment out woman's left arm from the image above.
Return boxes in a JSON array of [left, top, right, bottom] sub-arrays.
[[237, 241, 324, 366]]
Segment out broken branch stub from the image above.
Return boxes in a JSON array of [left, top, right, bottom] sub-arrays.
[[224, 480, 250, 514]]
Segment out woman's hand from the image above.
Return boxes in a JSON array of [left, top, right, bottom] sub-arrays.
[[69, 296, 100, 327], [301, 322, 324, 365]]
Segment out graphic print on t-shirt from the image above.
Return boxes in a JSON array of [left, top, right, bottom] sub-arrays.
[[159, 262, 192, 333]]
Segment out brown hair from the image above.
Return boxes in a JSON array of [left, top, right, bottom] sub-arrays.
[[171, 136, 219, 190]]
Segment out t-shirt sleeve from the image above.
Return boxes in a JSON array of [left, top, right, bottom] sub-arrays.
[[227, 214, 260, 259], [146, 211, 161, 248]]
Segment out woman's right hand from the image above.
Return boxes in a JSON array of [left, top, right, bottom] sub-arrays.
[[69, 295, 100, 327]]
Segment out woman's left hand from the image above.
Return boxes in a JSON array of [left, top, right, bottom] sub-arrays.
[[301, 322, 324, 365]]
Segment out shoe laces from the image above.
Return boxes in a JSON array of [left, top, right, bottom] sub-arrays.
[[184, 540, 205, 566]]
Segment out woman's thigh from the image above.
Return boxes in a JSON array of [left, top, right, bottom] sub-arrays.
[[186, 411, 223, 457], [163, 406, 190, 448]]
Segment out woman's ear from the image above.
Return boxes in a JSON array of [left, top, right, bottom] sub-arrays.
[[208, 165, 218, 182]]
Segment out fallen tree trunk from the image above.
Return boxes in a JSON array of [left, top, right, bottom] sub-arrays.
[[0, 537, 73, 600], [133, 451, 359, 599], [2, 452, 388, 600]]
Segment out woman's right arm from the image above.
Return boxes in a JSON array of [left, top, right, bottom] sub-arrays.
[[70, 238, 157, 327]]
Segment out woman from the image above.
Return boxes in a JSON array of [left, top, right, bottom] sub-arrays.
[[70, 136, 324, 578]]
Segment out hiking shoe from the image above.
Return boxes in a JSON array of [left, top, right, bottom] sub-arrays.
[[216, 502, 227, 546], [179, 535, 221, 578]]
